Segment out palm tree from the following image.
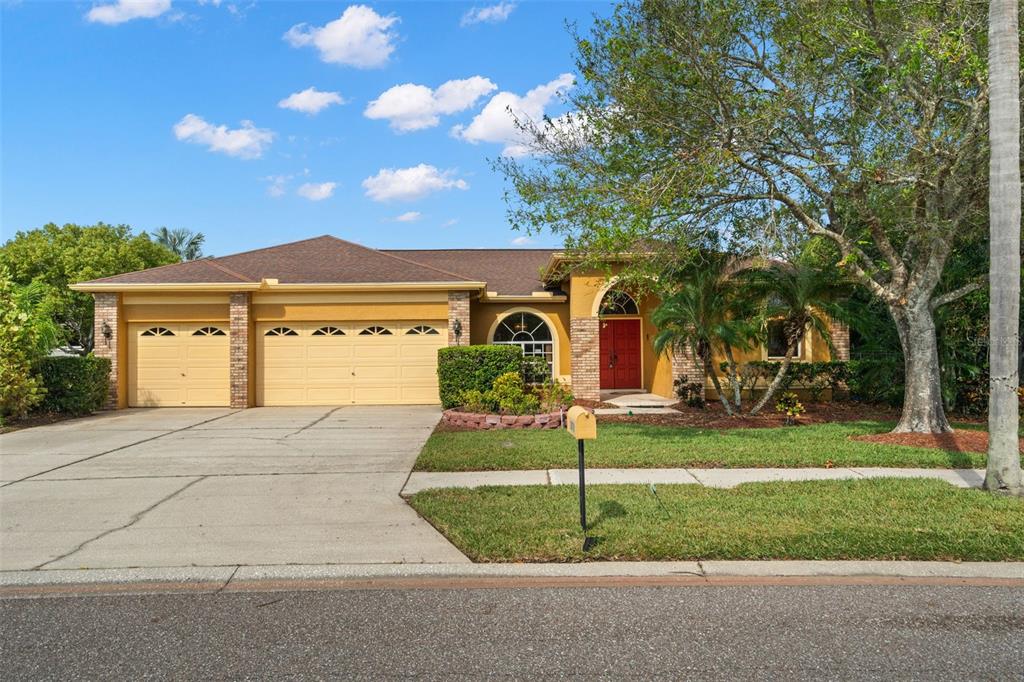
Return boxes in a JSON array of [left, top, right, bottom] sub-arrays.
[[985, 0, 1023, 495], [652, 259, 755, 416], [742, 264, 849, 416], [154, 227, 205, 261]]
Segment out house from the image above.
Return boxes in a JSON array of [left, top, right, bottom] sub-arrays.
[[71, 235, 849, 408]]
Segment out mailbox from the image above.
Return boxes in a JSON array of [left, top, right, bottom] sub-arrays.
[[566, 406, 596, 440]]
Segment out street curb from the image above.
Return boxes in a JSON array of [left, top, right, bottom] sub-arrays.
[[1, 561, 1021, 592]]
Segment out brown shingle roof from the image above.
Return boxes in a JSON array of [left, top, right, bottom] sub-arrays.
[[81, 236, 477, 286], [384, 249, 557, 296]]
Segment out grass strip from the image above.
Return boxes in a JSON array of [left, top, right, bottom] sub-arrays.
[[409, 478, 1024, 562]]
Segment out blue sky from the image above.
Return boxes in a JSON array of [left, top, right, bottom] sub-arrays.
[[1, 1, 607, 256]]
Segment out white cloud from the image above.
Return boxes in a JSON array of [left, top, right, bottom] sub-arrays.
[[365, 76, 496, 132], [264, 175, 289, 197], [393, 211, 422, 222], [278, 87, 345, 115], [173, 114, 274, 159], [510, 235, 533, 246], [86, 0, 171, 24], [451, 73, 574, 156], [441, 218, 459, 228], [297, 181, 337, 201], [461, 2, 516, 27], [362, 164, 468, 202], [284, 5, 398, 68]]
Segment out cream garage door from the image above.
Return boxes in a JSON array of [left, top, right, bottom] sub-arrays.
[[128, 323, 230, 407], [256, 321, 447, 406]]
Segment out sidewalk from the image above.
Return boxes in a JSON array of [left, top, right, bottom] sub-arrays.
[[402, 467, 985, 495]]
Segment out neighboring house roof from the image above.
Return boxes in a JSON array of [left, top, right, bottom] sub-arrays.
[[72, 235, 565, 297], [384, 249, 557, 296]]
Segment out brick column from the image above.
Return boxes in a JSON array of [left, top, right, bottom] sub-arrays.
[[570, 317, 600, 401], [92, 293, 120, 408], [830, 320, 851, 361], [447, 291, 470, 346], [229, 292, 250, 408]]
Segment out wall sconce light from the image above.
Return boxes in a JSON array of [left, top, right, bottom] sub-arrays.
[[452, 318, 463, 342], [101, 321, 112, 346]]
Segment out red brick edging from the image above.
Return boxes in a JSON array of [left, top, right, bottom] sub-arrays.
[[441, 409, 566, 430]]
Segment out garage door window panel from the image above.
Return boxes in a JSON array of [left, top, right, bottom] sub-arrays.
[[266, 327, 299, 336]]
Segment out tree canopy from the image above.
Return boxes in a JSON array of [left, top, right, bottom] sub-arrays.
[[0, 223, 178, 349]]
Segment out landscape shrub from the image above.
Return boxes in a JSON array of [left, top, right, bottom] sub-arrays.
[[0, 270, 45, 421], [489, 372, 540, 415], [775, 392, 805, 424], [742, 361, 849, 401], [35, 355, 111, 415], [673, 376, 706, 408], [846, 358, 904, 406], [536, 378, 574, 412], [437, 345, 522, 409]]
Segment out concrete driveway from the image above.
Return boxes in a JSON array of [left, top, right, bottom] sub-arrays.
[[0, 407, 468, 571]]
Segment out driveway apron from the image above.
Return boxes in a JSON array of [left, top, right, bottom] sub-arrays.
[[0, 407, 468, 570]]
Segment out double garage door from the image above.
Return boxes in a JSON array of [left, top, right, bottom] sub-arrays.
[[127, 320, 446, 407]]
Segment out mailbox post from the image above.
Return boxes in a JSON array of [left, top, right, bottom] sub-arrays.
[[565, 406, 597, 533]]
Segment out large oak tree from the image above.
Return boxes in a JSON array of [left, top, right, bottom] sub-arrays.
[[500, 0, 1000, 433]]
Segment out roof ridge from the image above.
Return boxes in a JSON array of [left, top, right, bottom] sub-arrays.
[[385, 248, 557, 252], [210, 234, 337, 262], [330, 236, 476, 282]]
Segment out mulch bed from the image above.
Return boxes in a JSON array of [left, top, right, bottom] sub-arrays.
[[853, 430, 1023, 455], [0, 411, 80, 434], [598, 401, 911, 430]]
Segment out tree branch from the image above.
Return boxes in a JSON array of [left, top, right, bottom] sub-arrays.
[[930, 280, 984, 310]]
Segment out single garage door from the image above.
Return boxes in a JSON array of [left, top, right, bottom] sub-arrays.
[[128, 322, 230, 407], [256, 321, 447, 406]]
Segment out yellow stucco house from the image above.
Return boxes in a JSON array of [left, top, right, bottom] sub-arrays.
[[71, 235, 849, 408]]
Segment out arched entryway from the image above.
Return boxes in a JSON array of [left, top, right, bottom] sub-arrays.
[[597, 290, 642, 390]]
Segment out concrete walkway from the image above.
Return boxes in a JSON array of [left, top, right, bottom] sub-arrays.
[[403, 467, 985, 495]]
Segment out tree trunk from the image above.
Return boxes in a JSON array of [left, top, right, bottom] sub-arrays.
[[722, 345, 742, 408], [985, 0, 1024, 495], [749, 341, 798, 416], [891, 302, 952, 434], [705, 356, 734, 416]]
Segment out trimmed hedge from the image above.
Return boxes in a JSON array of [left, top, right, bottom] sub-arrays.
[[35, 355, 111, 415], [437, 344, 523, 409]]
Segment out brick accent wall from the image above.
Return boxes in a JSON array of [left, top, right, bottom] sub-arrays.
[[92, 293, 120, 408], [569, 317, 600, 401], [670, 345, 705, 393], [229, 292, 250, 408], [830, 320, 851, 361], [447, 291, 471, 346]]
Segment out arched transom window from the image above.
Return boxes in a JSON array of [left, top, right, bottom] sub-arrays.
[[141, 327, 175, 337], [312, 326, 345, 336], [491, 312, 553, 378], [359, 325, 392, 336], [193, 326, 226, 336], [406, 325, 440, 335], [599, 290, 639, 316], [265, 327, 298, 336]]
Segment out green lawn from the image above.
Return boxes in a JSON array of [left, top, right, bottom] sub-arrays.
[[416, 421, 1001, 471], [409, 478, 1024, 562]]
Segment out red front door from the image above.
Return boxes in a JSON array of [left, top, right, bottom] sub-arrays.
[[599, 319, 642, 389]]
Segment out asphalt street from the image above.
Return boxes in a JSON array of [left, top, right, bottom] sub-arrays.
[[3, 582, 1022, 680]]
